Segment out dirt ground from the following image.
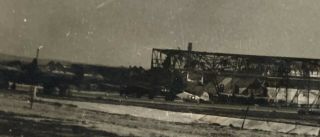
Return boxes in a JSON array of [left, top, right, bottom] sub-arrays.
[[0, 90, 313, 137]]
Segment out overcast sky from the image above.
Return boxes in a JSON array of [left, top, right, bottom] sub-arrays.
[[0, 0, 319, 68]]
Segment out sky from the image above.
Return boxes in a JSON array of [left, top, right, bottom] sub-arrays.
[[0, 0, 320, 68]]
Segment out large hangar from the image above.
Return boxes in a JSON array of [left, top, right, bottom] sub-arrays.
[[151, 43, 320, 107]]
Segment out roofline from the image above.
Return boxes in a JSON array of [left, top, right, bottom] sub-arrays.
[[152, 48, 320, 62]]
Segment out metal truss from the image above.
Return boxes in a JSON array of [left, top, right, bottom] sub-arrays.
[[151, 48, 320, 107]]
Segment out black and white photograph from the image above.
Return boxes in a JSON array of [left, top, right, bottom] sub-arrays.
[[0, 0, 319, 137]]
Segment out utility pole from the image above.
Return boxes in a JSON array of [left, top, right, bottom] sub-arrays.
[[187, 42, 192, 71], [241, 106, 250, 129]]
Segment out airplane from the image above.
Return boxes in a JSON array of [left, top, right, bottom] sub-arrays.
[[176, 91, 210, 103]]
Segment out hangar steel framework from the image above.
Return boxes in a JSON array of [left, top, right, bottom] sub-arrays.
[[151, 43, 320, 107]]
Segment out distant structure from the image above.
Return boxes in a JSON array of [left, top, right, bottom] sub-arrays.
[[151, 43, 320, 107]]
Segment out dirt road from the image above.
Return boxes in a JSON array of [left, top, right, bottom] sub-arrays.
[[0, 90, 311, 137]]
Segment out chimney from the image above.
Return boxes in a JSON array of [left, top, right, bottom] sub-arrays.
[[188, 42, 192, 51]]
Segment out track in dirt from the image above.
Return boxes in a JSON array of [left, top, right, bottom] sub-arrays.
[[42, 93, 320, 127]]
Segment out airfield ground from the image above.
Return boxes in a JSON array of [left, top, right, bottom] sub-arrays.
[[0, 89, 316, 137]]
